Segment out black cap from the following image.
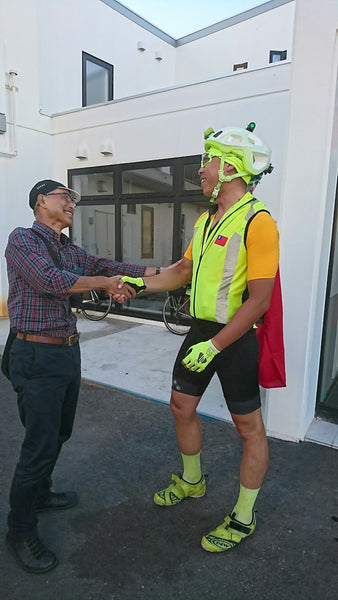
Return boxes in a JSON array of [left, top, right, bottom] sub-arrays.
[[29, 179, 80, 209]]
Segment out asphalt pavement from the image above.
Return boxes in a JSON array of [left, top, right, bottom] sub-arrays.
[[0, 365, 337, 599]]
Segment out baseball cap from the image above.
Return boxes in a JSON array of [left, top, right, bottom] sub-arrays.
[[29, 179, 81, 209]]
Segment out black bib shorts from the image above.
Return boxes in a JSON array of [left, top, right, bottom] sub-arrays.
[[172, 318, 260, 415]]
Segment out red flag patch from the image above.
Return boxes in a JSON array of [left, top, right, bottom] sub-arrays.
[[215, 235, 228, 247]]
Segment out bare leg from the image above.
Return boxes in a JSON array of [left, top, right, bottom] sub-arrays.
[[231, 407, 269, 489], [201, 408, 268, 552], [153, 390, 205, 506], [170, 389, 202, 455]]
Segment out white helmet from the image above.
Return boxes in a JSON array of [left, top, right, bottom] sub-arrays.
[[204, 124, 272, 176], [202, 123, 273, 202]]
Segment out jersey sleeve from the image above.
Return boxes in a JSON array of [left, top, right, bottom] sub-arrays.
[[184, 239, 193, 261], [246, 211, 279, 280]]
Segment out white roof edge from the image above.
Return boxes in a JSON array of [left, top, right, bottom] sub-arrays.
[[100, 0, 294, 47], [51, 61, 291, 118], [176, 0, 294, 46]]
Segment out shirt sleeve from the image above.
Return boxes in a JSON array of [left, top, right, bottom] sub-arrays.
[[75, 248, 146, 278], [6, 228, 79, 295], [246, 212, 279, 280]]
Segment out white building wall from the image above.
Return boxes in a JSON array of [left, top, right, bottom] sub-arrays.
[[52, 63, 289, 209], [52, 63, 291, 438], [266, 0, 338, 441], [36, 0, 176, 115], [174, 2, 295, 83], [0, 0, 54, 313]]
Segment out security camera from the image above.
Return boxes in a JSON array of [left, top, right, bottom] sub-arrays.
[[8, 69, 18, 76]]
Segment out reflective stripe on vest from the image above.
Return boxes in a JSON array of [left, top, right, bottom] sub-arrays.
[[190, 192, 268, 323]]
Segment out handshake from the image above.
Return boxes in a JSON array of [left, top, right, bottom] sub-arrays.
[[109, 276, 147, 304], [120, 276, 146, 294]]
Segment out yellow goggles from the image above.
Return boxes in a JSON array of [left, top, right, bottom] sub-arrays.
[[200, 151, 222, 168]]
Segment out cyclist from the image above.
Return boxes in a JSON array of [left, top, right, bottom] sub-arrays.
[[122, 124, 279, 553]]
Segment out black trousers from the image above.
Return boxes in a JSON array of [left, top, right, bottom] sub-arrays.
[[7, 338, 81, 539]]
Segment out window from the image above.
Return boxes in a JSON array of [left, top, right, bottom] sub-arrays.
[[317, 182, 338, 417], [184, 163, 201, 191], [233, 62, 248, 72], [269, 50, 287, 63], [71, 172, 114, 196], [82, 52, 113, 107], [69, 156, 205, 320], [122, 166, 173, 194]]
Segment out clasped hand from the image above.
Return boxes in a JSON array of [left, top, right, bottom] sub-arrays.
[[109, 276, 146, 304], [121, 276, 146, 294], [182, 339, 220, 372], [104, 275, 138, 304]]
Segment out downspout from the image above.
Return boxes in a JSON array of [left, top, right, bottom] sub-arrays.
[[0, 70, 18, 158]]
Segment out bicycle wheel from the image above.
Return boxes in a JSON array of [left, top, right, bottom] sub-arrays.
[[162, 294, 192, 335], [81, 290, 113, 321]]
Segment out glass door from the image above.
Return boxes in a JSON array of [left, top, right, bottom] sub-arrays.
[[317, 180, 338, 417]]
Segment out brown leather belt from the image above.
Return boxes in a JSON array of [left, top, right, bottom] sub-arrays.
[[16, 332, 80, 346]]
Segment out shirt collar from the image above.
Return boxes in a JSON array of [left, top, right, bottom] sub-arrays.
[[32, 221, 70, 246]]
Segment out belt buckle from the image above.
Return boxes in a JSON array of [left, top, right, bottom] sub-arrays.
[[66, 334, 78, 346]]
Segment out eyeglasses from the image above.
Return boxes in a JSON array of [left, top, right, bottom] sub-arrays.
[[200, 152, 222, 168], [46, 192, 79, 206]]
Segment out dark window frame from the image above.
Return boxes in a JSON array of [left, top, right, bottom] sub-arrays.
[[82, 51, 114, 107], [68, 155, 207, 320], [316, 178, 338, 420], [269, 50, 287, 63], [68, 155, 206, 295], [233, 62, 248, 72]]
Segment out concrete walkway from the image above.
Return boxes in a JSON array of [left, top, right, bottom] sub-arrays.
[[0, 314, 337, 447], [0, 314, 232, 423]]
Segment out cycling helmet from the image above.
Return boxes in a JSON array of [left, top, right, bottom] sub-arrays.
[[202, 123, 273, 202]]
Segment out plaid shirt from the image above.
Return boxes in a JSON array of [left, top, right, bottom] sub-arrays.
[[5, 221, 146, 337]]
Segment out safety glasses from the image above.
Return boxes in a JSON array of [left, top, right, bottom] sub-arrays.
[[200, 151, 222, 168]]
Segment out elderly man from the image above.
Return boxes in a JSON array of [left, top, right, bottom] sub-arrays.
[[5, 179, 158, 573]]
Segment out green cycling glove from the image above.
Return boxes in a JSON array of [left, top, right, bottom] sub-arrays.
[[121, 276, 146, 294], [182, 339, 220, 373]]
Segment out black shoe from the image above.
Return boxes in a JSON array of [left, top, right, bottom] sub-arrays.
[[35, 491, 78, 512], [6, 533, 58, 574]]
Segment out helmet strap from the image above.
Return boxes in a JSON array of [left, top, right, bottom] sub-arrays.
[[208, 155, 255, 209]]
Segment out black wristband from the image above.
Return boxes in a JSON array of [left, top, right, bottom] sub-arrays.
[[155, 267, 161, 275]]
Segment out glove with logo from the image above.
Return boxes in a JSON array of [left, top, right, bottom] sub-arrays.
[[182, 339, 220, 372], [121, 276, 146, 294]]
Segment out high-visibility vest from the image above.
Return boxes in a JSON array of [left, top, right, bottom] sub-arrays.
[[190, 192, 268, 323]]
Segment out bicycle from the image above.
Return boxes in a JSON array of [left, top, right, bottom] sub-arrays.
[[162, 286, 192, 335], [77, 290, 113, 321]]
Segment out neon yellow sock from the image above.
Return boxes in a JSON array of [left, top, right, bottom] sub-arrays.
[[232, 483, 260, 524], [181, 452, 202, 484]]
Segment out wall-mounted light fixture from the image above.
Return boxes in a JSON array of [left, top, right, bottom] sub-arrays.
[[100, 140, 113, 156], [137, 41, 146, 52], [154, 52, 163, 61], [75, 144, 88, 160]]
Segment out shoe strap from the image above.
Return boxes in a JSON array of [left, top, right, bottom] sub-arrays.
[[226, 513, 253, 535]]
